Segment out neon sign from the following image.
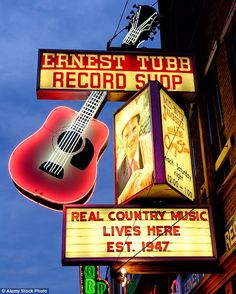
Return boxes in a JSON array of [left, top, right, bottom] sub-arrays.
[[80, 265, 109, 294]]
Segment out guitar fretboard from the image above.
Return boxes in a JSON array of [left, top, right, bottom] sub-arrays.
[[70, 91, 107, 134]]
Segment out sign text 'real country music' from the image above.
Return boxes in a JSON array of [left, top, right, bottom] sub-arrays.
[[62, 206, 215, 264]]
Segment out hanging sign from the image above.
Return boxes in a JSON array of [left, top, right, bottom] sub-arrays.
[[114, 81, 195, 204], [37, 49, 197, 101], [62, 205, 216, 266]]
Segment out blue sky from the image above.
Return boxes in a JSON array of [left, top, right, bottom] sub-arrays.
[[0, 1, 160, 293]]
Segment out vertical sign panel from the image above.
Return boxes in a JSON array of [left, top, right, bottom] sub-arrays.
[[160, 89, 195, 201]]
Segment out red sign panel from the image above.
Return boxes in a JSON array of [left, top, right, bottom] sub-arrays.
[[37, 49, 197, 101]]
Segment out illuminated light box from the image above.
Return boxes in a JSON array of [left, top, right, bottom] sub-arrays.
[[37, 49, 197, 101], [114, 81, 196, 205], [62, 205, 217, 271]]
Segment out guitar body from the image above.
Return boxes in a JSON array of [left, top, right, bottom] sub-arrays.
[[9, 106, 109, 210]]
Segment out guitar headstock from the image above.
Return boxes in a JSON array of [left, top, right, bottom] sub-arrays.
[[122, 5, 160, 49]]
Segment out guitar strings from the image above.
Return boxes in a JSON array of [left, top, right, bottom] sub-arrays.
[[45, 91, 104, 174], [43, 92, 104, 173], [44, 111, 90, 175], [43, 106, 87, 173], [46, 114, 85, 174], [42, 94, 92, 173], [56, 91, 107, 172], [43, 91, 107, 176]]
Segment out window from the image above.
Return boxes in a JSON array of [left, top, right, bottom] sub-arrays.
[[205, 72, 230, 187], [226, 20, 236, 107]]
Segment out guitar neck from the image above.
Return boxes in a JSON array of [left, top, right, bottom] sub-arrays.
[[122, 7, 158, 47], [123, 29, 141, 46], [71, 91, 107, 133], [70, 5, 159, 133]]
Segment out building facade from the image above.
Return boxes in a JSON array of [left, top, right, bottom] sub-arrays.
[[108, 1, 236, 293], [139, 0, 236, 293]]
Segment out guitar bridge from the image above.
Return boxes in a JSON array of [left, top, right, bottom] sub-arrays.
[[39, 161, 64, 179]]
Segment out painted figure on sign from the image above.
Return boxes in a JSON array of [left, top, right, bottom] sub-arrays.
[[115, 94, 154, 204]]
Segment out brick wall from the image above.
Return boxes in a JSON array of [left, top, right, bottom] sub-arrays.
[[216, 42, 236, 168]]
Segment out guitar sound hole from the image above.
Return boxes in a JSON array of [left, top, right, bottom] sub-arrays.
[[57, 131, 83, 153]]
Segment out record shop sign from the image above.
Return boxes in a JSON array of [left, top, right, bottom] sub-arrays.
[[62, 206, 216, 265], [37, 49, 197, 101]]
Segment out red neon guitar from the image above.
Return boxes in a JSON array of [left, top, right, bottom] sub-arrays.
[[9, 91, 108, 210], [9, 5, 160, 210]]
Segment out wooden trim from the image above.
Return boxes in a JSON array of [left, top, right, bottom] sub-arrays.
[[192, 249, 236, 293], [215, 137, 233, 172], [217, 163, 236, 198]]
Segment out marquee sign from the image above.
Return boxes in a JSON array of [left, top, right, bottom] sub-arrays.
[[37, 49, 197, 101], [62, 205, 216, 266]]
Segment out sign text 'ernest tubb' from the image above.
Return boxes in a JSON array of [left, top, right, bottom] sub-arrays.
[[38, 50, 196, 100]]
